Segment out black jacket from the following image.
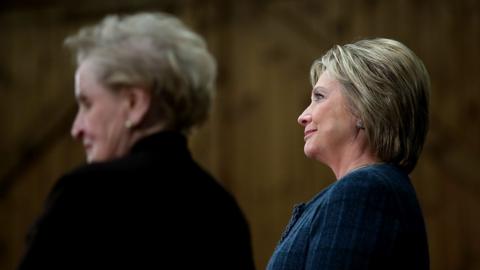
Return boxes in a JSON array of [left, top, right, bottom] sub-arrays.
[[18, 131, 255, 269]]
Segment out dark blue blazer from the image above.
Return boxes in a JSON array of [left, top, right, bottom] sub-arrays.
[[18, 131, 255, 270], [268, 164, 429, 270]]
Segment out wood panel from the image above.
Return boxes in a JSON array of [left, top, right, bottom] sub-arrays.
[[1, 1, 479, 269]]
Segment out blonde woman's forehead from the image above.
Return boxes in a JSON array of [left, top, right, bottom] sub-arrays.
[[315, 71, 343, 88]]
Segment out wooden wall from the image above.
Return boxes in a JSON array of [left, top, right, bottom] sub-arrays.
[[1, 0, 479, 269]]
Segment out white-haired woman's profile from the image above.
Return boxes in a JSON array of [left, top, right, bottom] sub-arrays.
[[18, 12, 255, 270]]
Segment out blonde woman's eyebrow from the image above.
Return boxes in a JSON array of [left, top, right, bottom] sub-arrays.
[[312, 86, 329, 94]]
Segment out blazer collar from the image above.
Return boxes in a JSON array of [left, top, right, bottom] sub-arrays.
[[130, 131, 188, 155]]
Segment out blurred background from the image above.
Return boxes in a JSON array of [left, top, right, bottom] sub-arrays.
[[0, 0, 479, 269]]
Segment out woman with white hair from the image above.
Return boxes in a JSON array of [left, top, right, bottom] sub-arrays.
[[268, 38, 430, 270], [18, 12, 255, 270]]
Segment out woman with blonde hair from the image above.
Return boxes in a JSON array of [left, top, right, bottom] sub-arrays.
[[268, 38, 430, 270]]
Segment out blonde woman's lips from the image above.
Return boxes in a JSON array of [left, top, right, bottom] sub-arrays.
[[304, 129, 317, 140]]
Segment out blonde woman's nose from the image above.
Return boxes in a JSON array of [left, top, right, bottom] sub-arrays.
[[297, 110, 311, 126]]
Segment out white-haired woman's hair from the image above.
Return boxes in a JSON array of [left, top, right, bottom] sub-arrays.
[[310, 38, 430, 173], [65, 12, 216, 133]]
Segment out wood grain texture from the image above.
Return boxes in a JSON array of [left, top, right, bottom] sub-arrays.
[[0, 1, 479, 269]]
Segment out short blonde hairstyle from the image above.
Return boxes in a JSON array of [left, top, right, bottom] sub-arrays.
[[310, 38, 430, 173], [65, 12, 216, 134]]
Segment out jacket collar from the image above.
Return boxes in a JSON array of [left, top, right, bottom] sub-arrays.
[[130, 131, 188, 155]]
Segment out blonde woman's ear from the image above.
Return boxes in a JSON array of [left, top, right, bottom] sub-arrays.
[[356, 120, 365, 129]]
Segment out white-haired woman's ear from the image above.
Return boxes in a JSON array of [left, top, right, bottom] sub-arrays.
[[123, 86, 151, 130]]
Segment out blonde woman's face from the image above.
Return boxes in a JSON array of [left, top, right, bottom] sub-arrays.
[[70, 60, 131, 163], [297, 71, 357, 164]]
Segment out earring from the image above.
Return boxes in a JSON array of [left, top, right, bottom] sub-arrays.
[[125, 120, 132, 129], [356, 120, 365, 130]]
